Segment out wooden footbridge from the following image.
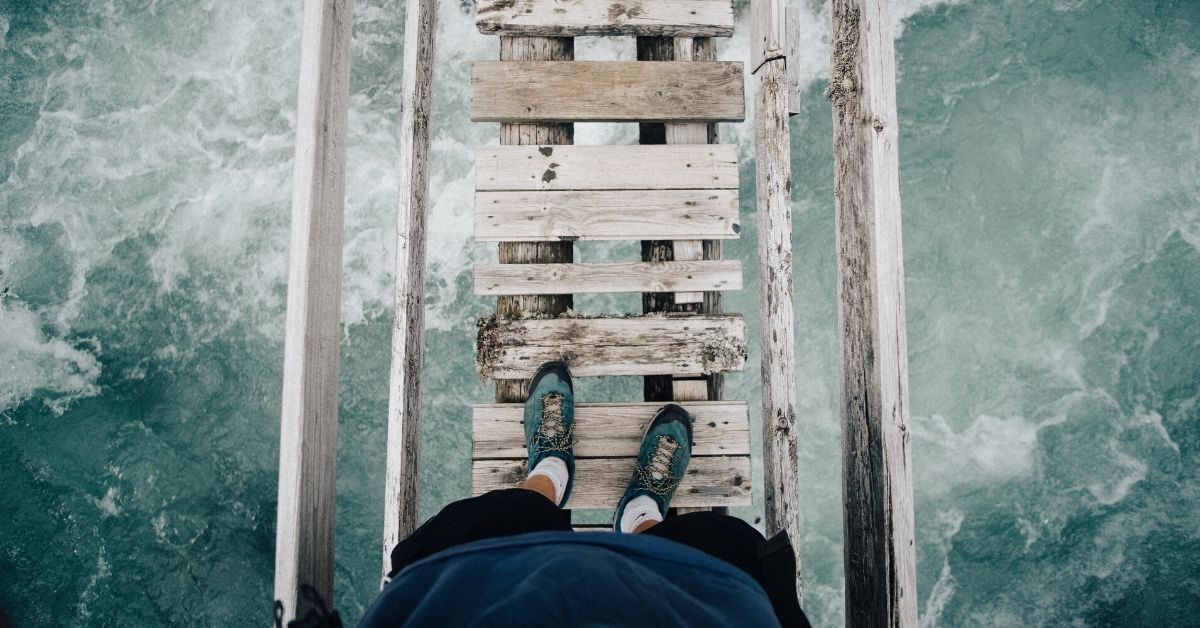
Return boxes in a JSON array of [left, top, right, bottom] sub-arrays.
[[273, 0, 917, 625]]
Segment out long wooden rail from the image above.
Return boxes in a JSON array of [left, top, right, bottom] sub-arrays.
[[381, 0, 438, 578], [751, 0, 805, 601], [273, 0, 353, 621], [831, 0, 918, 625]]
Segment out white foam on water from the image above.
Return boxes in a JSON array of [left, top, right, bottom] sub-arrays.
[[913, 412, 1040, 495], [919, 509, 965, 628], [0, 301, 101, 414]]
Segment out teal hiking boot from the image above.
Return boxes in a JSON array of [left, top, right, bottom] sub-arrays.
[[524, 361, 575, 507], [613, 403, 694, 531]]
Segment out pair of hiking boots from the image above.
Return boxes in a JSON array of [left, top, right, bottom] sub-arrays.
[[524, 361, 693, 529]]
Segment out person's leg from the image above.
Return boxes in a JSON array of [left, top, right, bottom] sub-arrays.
[[641, 512, 810, 627], [388, 487, 570, 576], [638, 511, 767, 582], [390, 362, 578, 576]]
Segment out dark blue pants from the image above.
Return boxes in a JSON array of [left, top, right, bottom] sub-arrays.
[[388, 489, 810, 627]]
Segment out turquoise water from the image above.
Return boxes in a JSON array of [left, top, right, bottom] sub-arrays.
[[1, 0, 1197, 625]]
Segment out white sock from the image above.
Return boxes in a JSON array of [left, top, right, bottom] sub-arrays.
[[527, 457, 569, 504], [619, 495, 663, 533]]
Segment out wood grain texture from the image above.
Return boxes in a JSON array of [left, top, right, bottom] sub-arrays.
[[751, 0, 787, 73], [472, 401, 749, 458], [494, 36, 575, 404], [473, 456, 752, 508], [470, 61, 745, 122], [477, 315, 747, 379], [274, 0, 352, 621], [475, 144, 739, 191], [473, 260, 743, 295], [381, 0, 436, 579], [475, 189, 740, 241], [755, 55, 805, 601], [830, 0, 918, 626], [476, 0, 735, 37]]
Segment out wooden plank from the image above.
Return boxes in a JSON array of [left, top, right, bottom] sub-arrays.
[[475, 144, 739, 192], [755, 54, 805, 601], [476, 0, 735, 37], [476, 315, 747, 379], [274, 0, 352, 621], [493, 35, 575, 404], [381, 0, 436, 579], [472, 401, 750, 458], [470, 61, 745, 123], [830, 0, 918, 626], [475, 190, 740, 242], [473, 456, 752, 508], [671, 378, 713, 515], [474, 261, 742, 296]]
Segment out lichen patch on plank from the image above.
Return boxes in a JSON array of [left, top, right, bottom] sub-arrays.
[[825, 5, 860, 113], [700, 333, 747, 373]]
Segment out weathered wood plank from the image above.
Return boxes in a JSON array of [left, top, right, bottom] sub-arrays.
[[671, 377, 713, 514], [751, 0, 786, 73], [470, 61, 745, 122], [381, 0, 436, 579], [474, 260, 742, 295], [494, 35, 575, 404], [476, 190, 740, 242], [473, 456, 753, 508], [476, 315, 747, 379], [830, 0, 918, 626], [472, 401, 750, 458], [475, 144, 739, 192], [755, 54, 805, 601], [476, 0, 735, 37], [274, 0, 352, 621]]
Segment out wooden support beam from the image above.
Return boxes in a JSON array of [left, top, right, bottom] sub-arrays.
[[474, 260, 742, 296], [475, 144, 739, 192], [476, 0, 735, 37], [751, 0, 804, 604], [476, 314, 747, 379], [493, 35, 576, 405], [472, 401, 750, 458], [830, 0, 918, 625], [273, 0, 353, 621], [476, 190, 739, 242], [754, 53, 805, 602], [473, 456, 752, 508], [381, 0, 437, 578], [470, 61, 745, 122], [664, 36, 711, 304]]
